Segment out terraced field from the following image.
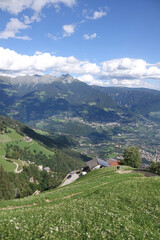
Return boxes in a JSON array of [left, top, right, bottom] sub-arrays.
[[0, 166, 159, 240]]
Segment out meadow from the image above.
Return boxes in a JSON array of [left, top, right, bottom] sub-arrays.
[[0, 166, 159, 240], [0, 156, 16, 172], [6, 140, 54, 157], [0, 128, 55, 172], [0, 128, 23, 142]]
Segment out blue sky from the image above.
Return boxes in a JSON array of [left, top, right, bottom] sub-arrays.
[[0, 0, 160, 89]]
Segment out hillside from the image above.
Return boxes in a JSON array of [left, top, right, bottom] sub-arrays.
[[95, 86, 160, 121], [0, 115, 86, 175], [0, 167, 159, 239]]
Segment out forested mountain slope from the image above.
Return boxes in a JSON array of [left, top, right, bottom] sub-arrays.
[[95, 86, 160, 120]]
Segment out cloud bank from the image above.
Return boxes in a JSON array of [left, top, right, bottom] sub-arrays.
[[0, 47, 160, 88]]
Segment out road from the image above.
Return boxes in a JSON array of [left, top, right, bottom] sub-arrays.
[[14, 162, 23, 173], [61, 172, 80, 187]]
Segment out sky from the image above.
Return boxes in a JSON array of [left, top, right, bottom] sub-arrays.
[[0, 0, 160, 89]]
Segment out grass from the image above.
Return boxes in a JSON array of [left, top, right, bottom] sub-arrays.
[[8, 159, 26, 171], [0, 156, 16, 172], [35, 129, 49, 136], [0, 128, 23, 142], [0, 166, 159, 239], [0, 144, 6, 155], [6, 139, 54, 157], [107, 152, 117, 158], [0, 129, 54, 173]]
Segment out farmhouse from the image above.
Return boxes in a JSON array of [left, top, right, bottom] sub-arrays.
[[86, 158, 98, 170], [25, 136, 32, 142], [44, 167, 50, 173], [86, 157, 110, 171], [38, 165, 43, 170], [106, 159, 120, 167]]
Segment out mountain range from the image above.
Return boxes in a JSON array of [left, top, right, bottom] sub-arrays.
[[1, 74, 160, 127]]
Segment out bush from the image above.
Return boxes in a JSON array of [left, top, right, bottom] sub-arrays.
[[123, 146, 141, 168], [149, 162, 160, 175]]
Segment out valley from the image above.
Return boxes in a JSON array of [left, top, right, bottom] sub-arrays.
[[30, 114, 160, 163], [1, 74, 160, 166]]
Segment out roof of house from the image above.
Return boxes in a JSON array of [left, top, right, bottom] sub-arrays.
[[86, 157, 111, 169], [106, 159, 118, 165], [86, 158, 98, 169], [97, 158, 110, 167], [110, 161, 120, 167], [44, 167, 50, 171]]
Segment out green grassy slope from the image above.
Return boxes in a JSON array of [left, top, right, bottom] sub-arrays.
[[0, 128, 54, 172], [0, 115, 86, 174], [0, 167, 159, 240], [0, 156, 16, 172], [0, 128, 24, 172], [0, 128, 23, 142]]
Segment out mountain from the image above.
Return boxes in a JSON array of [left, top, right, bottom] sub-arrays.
[[9, 74, 58, 96], [0, 77, 17, 113], [2, 74, 160, 123], [0, 74, 127, 124], [94, 86, 160, 121]]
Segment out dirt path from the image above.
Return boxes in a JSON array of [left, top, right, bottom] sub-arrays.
[[14, 162, 23, 173]]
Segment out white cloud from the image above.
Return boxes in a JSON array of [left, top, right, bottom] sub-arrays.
[[86, 10, 107, 20], [111, 79, 152, 88], [0, 47, 100, 76], [23, 13, 41, 24], [0, 0, 76, 15], [35, 51, 43, 55], [0, 47, 160, 89], [47, 24, 75, 40], [0, 0, 77, 40], [0, 18, 31, 40], [101, 58, 160, 80], [47, 32, 60, 40], [78, 74, 109, 86], [63, 24, 75, 37], [84, 33, 97, 40]]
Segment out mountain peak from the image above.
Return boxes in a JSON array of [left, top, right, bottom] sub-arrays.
[[58, 74, 75, 84]]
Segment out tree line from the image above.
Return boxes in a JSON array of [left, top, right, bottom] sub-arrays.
[[0, 164, 63, 200]]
